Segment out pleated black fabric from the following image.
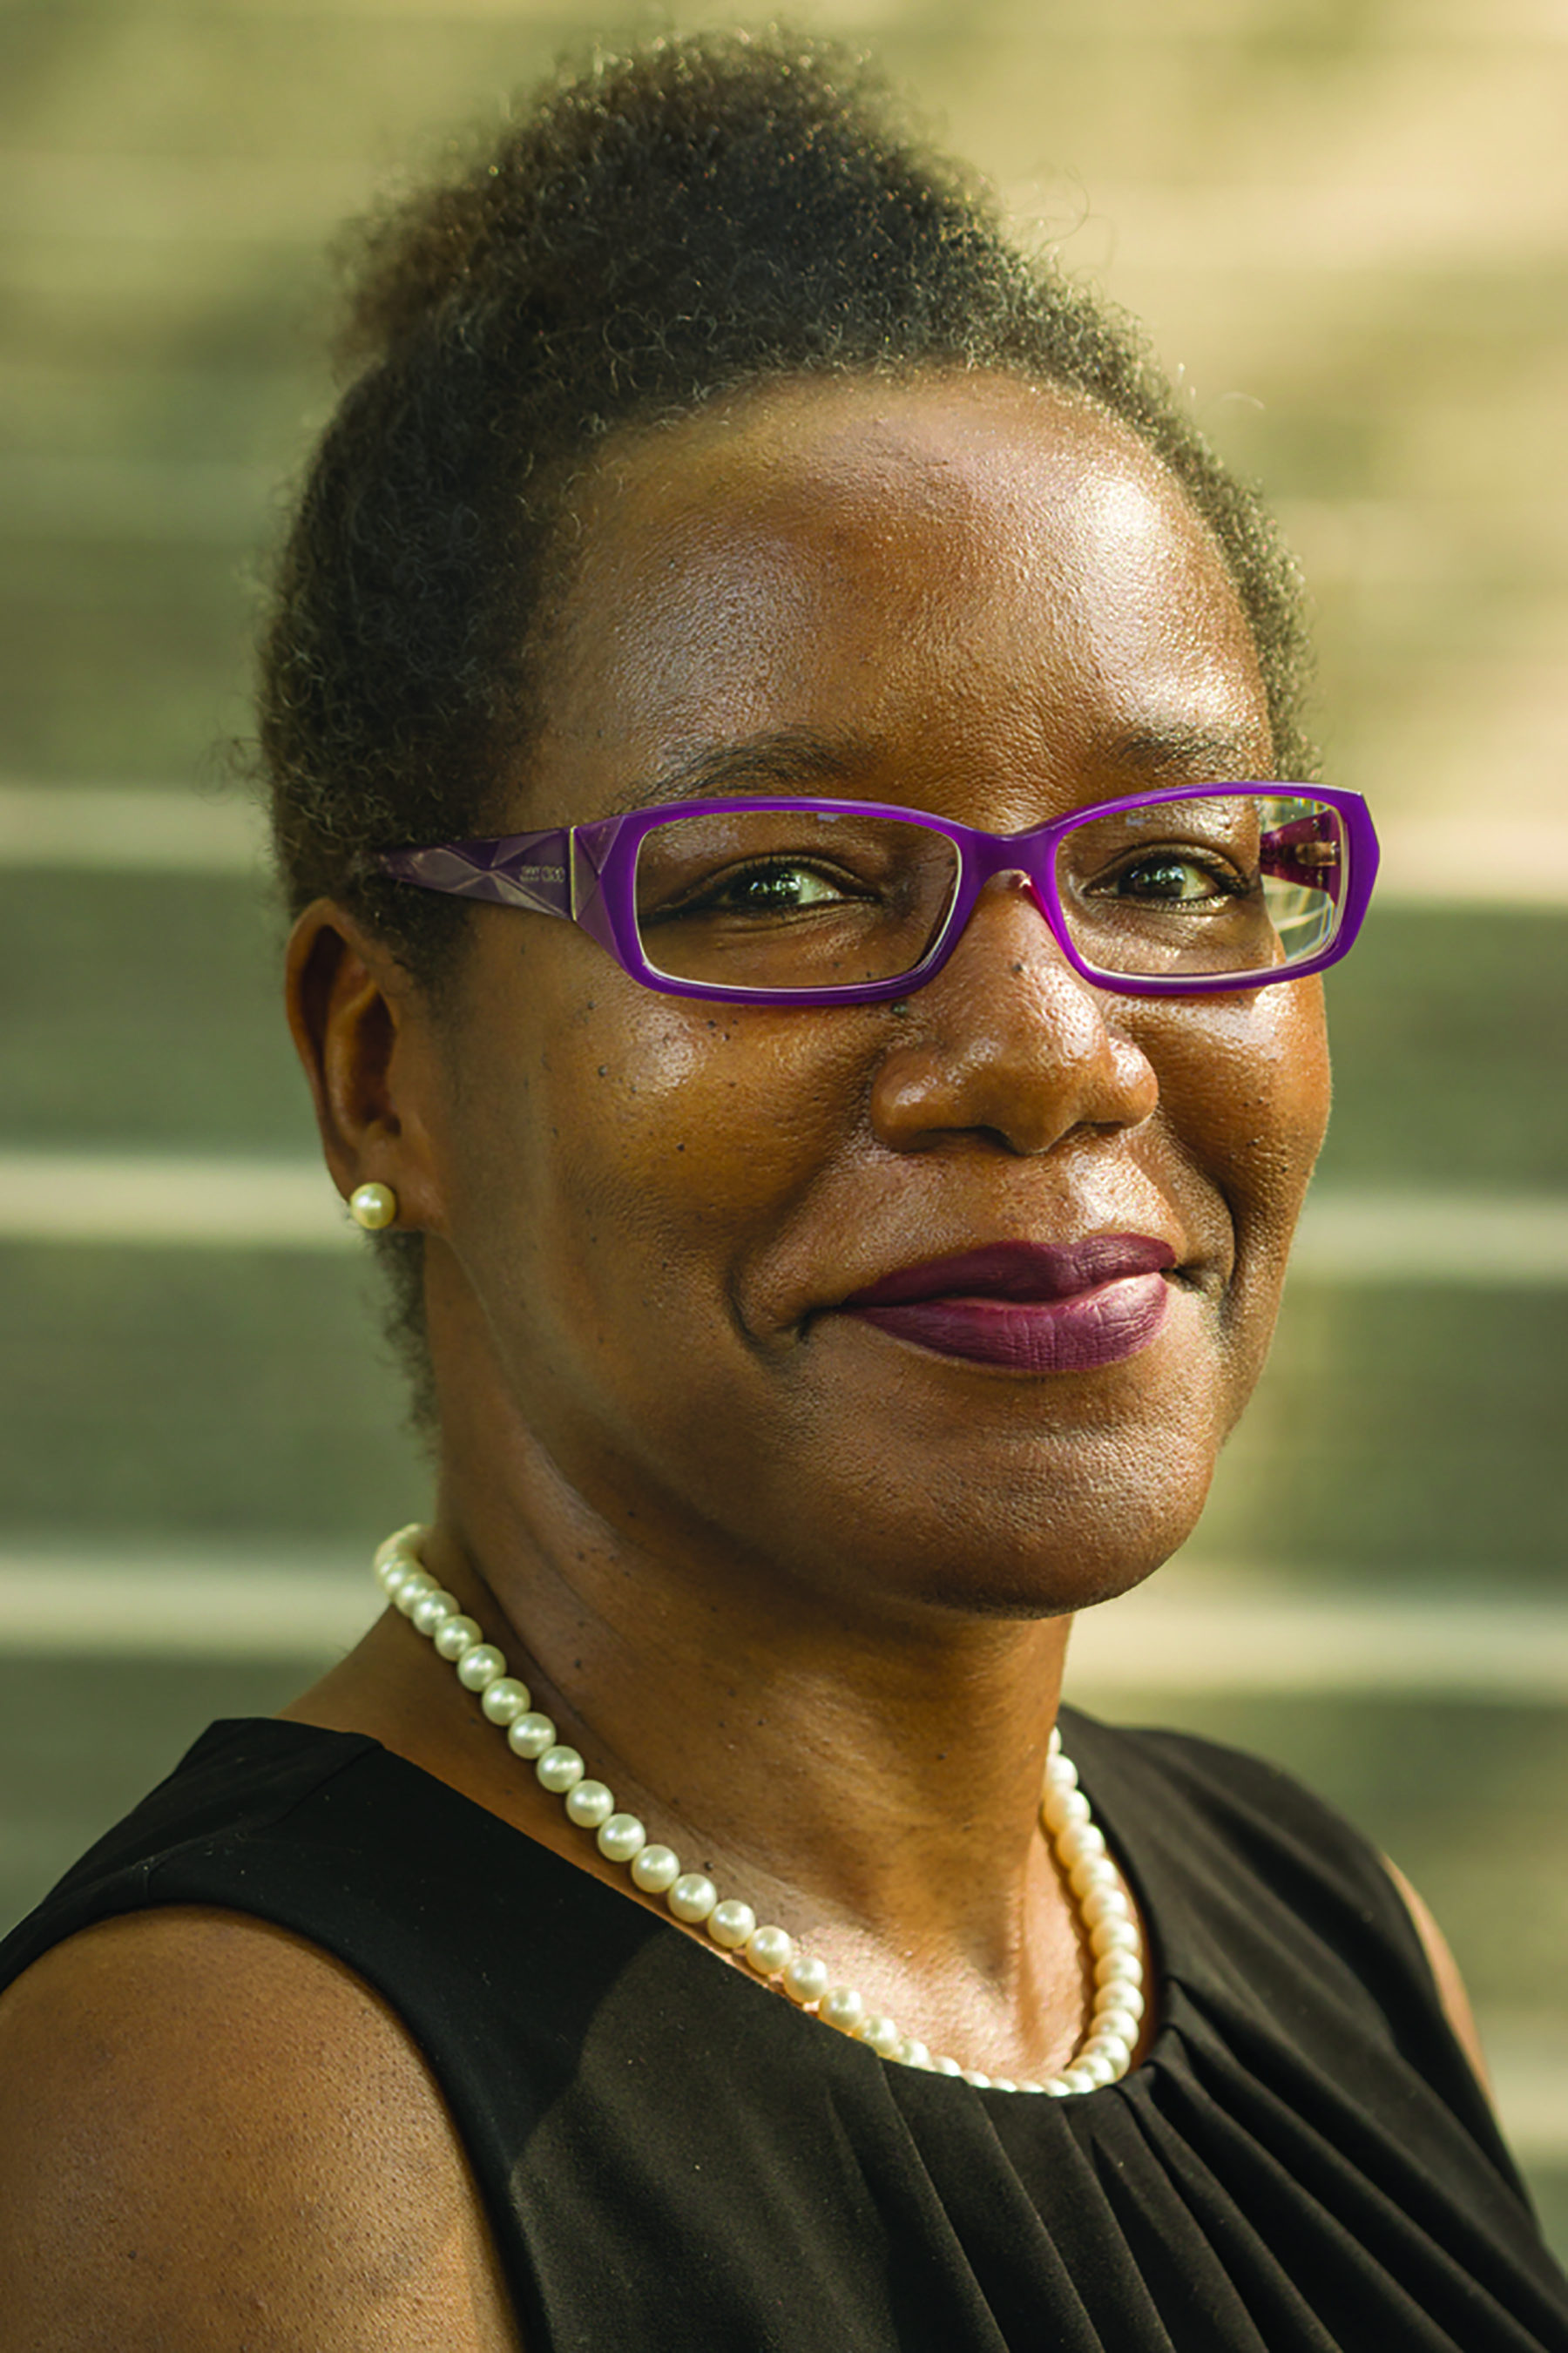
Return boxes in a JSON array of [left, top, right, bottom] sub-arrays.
[[4, 1705, 1566, 2351]]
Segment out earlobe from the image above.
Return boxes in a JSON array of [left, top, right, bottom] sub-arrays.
[[284, 900, 445, 1232]]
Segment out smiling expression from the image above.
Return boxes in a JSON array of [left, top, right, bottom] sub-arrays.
[[412, 371, 1331, 1622]]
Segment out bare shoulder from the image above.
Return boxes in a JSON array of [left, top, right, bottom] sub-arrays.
[[0, 1906, 524, 2352], [1382, 1855, 1494, 2100]]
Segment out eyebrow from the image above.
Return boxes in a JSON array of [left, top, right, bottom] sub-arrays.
[[1105, 723, 1271, 777], [599, 728, 879, 816], [596, 717, 1270, 822]]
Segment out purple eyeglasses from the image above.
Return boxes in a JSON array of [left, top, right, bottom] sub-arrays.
[[377, 782, 1378, 1006]]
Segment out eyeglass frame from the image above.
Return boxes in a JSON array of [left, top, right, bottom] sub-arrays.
[[375, 781, 1380, 1007]]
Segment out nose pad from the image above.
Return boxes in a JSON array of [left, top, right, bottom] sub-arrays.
[[1005, 868, 1051, 950], [963, 868, 1064, 971]]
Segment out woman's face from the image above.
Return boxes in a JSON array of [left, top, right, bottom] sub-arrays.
[[415, 372, 1329, 1621]]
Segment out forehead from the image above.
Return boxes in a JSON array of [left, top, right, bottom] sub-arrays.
[[525, 371, 1272, 822]]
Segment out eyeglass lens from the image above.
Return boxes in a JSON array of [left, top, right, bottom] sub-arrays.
[[631, 794, 1347, 992]]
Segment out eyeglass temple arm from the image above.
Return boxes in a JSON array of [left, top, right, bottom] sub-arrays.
[[376, 831, 574, 917]]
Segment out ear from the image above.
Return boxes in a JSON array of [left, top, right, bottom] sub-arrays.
[[284, 900, 448, 1234]]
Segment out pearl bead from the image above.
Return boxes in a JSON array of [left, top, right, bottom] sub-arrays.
[[782, 1954, 829, 2006], [857, 2014, 902, 2059], [1058, 2067, 1096, 2096], [1081, 2031, 1132, 2074], [411, 1588, 459, 1636], [744, 1924, 793, 1978], [667, 1873, 718, 1924], [899, 2039, 931, 2070], [394, 1572, 435, 1616], [706, 1899, 756, 1951], [819, 1985, 865, 2035], [1093, 1945, 1141, 1989], [373, 1529, 416, 1577], [597, 1813, 647, 1863], [482, 1677, 531, 1725], [536, 1745, 585, 1795], [456, 1643, 506, 1692], [931, 2056, 963, 2078], [434, 1614, 481, 1660], [1070, 1855, 1120, 1903], [990, 2078, 1017, 2095], [1042, 1784, 1090, 1836], [962, 2070, 991, 2090], [1094, 2007, 1141, 2050], [631, 1844, 680, 1894], [565, 1779, 614, 1829], [507, 1712, 558, 1760], [1077, 2050, 1119, 2088], [1090, 1916, 1139, 1959], [1087, 1885, 1131, 1924], [1054, 1819, 1106, 1870]]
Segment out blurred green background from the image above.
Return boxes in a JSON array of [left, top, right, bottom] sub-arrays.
[[1, 0, 1564, 2250]]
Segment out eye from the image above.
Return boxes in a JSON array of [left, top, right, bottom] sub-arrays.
[[714, 861, 858, 913], [1100, 849, 1250, 904], [649, 856, 869, 923]]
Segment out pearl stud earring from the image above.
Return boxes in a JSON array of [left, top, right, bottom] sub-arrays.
[[348, 1181, 399, 1231]]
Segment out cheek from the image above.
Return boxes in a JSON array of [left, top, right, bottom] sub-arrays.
[[1143, 977, 1331, 1343], [447, 951, 862, 1331]]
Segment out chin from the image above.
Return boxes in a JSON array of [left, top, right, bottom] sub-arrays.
[[839, 1460, 1215, 1626], [909, 1545, 1186, 1626]]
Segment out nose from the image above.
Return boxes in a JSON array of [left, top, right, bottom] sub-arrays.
[[867, 873, 1159, 1157]]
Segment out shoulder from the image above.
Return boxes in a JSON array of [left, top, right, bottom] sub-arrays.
[[1065, 1709, 1438, 2008], [0, 1905, 522, 2352], [1065, 1707, 1497, 2106]]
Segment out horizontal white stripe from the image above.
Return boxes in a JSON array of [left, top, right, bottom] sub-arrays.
[[0, 1154, 351, 1247], [1369, 818, 1568, 909], [1478, 2022, 1568, 2163], [1071, 169, 1568, 274], [0, 150, 367, 244], [0, 1153, 1564, 1281], [0, 1559, 375, 1656], [0, 784, 265, 871], [4, 784, 1568, 906], [1069, 1584, 1568, 1701], [1495, 2094, 1568, 2166], [1288, 1191, 1568, 1285], [26, 165, 1557, 272], [2, 1558, 1565, 1702]]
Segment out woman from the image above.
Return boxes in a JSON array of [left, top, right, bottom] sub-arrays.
[[0, 34, 1564, 2351]]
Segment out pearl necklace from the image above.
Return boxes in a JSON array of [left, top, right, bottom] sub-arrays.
[[375, 1524, 1146, 2096]]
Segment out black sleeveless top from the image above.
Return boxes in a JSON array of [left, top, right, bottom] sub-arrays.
[[4, 1705, 1566, 2351]]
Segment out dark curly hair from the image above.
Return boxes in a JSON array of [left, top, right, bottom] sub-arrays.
[[257, 29, 1314, 1415]]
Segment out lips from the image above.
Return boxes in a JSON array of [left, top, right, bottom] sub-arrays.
[[839, 1237, 1177, 1374]]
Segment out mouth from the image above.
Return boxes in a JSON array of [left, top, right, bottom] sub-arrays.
[[837, 1236, 1178, 1374]]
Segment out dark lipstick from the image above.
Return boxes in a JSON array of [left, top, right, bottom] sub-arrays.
[[841, 1237, 1176, 1374]]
